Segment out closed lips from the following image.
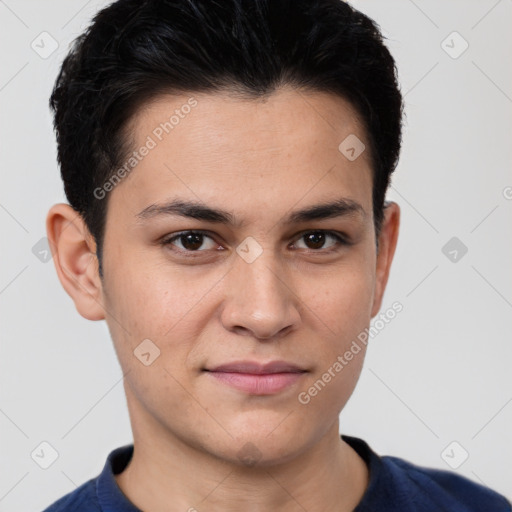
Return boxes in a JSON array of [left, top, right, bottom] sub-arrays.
[[204, 361, 308, 395], [205, 360, 307, 374]]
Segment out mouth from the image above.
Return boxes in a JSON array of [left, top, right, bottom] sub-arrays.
[[203, 360, 308, 395]]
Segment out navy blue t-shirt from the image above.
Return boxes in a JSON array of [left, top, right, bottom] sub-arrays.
[[42, 435, 511, 511]]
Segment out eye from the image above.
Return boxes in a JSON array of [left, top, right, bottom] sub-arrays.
[[293, 230, 347, 251], [161, 229, 349, 257], [162, 230, 218, 252]]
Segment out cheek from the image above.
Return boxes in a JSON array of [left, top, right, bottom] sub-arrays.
[[103, 255, 208, 336], [101, 253, 232, 390], [319, 280, 372, 334], [101, 262, 210, 420], [299, 259, 375, 344], [292, 257, 375, 412]]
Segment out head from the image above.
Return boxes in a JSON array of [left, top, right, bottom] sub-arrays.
[[47, 0, 403, 466]]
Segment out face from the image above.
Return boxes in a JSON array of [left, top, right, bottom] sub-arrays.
[[56, 86, 399, 466]]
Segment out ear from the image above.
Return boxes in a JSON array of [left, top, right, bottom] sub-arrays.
[[46, 203, 105, 321], [370, 201, 400, 317]]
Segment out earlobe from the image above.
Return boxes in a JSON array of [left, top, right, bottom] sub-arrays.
[[370, 201, 400, 317], [46, 203, 106, 321]]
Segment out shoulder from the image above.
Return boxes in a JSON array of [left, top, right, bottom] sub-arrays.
[[40, 444, 135, 512], [381, 454, 511, 511], [41, 478, 99, 512], [342, 435, 511, 512]]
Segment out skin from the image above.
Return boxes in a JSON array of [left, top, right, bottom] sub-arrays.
[[47, 86, 400, 512]]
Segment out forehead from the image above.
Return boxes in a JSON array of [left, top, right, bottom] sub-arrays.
[[112, 86, 373, 222], [130, 86, 368, 156]]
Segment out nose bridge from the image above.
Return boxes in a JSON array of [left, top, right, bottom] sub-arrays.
[[220, 239, 300, 339], [239, 249, 284, 303]]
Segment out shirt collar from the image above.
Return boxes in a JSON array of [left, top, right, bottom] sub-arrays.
[[94, 436, 379, 511], [96, 444, 141, 512]]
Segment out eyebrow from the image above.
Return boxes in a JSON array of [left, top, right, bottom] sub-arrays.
[[136, 197, 366, 227]]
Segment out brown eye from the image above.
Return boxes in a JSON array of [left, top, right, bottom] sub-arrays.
[[304, 232, 326, 250], [163, 231, 217, 252], [179, 232, 204, 251], [294, 231, 346, 251]]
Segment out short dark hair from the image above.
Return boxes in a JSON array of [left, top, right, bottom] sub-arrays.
[[50, 0, 403, 274]]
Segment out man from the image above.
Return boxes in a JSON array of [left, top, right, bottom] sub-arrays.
[[43, 0, 511, 510]]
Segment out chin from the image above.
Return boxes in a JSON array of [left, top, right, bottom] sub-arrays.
[[208, 416, 314, 468]]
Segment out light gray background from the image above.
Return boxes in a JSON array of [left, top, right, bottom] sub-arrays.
[[1, 1, 511, 510]]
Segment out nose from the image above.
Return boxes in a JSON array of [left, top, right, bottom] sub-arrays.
[[220, 249, 301, 341]]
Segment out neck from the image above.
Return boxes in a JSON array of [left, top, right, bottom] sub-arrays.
[[116, 396, 369, 512]]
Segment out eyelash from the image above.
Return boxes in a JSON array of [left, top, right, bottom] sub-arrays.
[[160, 229, 350, 257]]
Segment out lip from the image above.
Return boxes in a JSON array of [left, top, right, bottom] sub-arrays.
[[204, 360, 307, 395]]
